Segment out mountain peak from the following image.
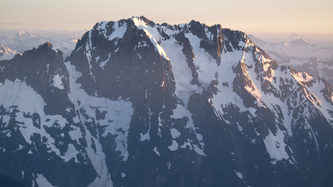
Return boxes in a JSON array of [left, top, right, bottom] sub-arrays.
[[135, 16, 156, 26], [40, 41, 53, 49], [130, 16, 157, 28], [29, 41, 61, 58], [286, 32, 307, 42], [16, 30, 38, 38], [0, 44, 15, 53], [290, 38, 311, 47], [10, 41, 63, 64], [0, 44, 19, 60]]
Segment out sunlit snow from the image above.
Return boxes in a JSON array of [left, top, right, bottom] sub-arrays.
[[132, 17, 169, 60]]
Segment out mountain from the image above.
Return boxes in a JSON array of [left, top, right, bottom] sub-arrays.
[[286, 32, 306, 41], [0, 31, 49, 53], [0, 17, 333, 187], [248, 34, 332, 59], [0, 30, 82, 58], [0, 44, 20, 60], [249, 34, 333, 86]]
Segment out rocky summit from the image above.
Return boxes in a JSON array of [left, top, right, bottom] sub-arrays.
[[0, 16, 333, 187]]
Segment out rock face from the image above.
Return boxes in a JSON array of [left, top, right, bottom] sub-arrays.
[[0, 17, 333, 187]]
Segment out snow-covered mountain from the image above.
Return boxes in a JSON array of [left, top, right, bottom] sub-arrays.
[[0, 44, 20, 60], [0, 17, 333, 187], [249, 34, 333, 85], [0, 30, 83, 58], [0, 31, 49, 53]]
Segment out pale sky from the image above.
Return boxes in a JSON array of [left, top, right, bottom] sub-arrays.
[[1, 0, 333, 34]]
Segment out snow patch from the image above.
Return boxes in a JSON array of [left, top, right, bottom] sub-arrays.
[[96, 21, 127, 41], [99, 54, 112, 69], [140, 132, 150, 142], [185, 33, 217, 88], [193, 144, 206, 156], [154, 147, 161, 156], [52, 74, 64, 89], [237, 123, 243, 132], [234, 170, 243, 180], [168, 140, 179, 151], [161, 38, 198, 105], [170, 128, 181, 139], [0, 80, 45, 114], [263, 128, 289, 162], [108, 22, 127, 41], [36, 174, 54, 187], [64, 143, 79, 163], [171, 104, 189, 119]]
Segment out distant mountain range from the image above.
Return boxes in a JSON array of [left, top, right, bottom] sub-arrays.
[[0, 30, 84, 59], [0, 17, 332, 187], [249, 34, 333, 85]]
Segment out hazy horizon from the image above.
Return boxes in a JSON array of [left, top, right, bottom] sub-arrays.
[[1, 29, 332, 44], [1, 0, 333, 35]]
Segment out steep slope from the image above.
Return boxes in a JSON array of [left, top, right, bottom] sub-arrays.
[[0, 17, 333, 187]]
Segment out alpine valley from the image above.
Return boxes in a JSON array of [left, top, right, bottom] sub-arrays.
[[0, 17, 333, 187]]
